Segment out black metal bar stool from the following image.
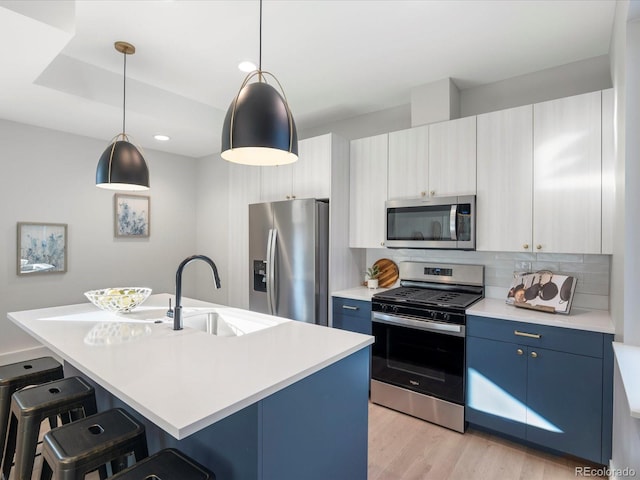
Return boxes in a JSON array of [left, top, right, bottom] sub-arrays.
[[109, 448, 216, 480], [0, 357, 63, 464], [39, 408, 148, 480], [1, 376, 97, 480]]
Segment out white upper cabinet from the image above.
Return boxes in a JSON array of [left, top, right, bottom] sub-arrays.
[[533, 91, 602, 254], [260, 164, 294, 202], [601, 88, 614, 255], [388, 125, 429, 199], [260, 135, 331, 201], [476, 105, 533, 252], [349, 134, 388, 248], [293, 134, 332, 200], [428, 116, 477, 197]]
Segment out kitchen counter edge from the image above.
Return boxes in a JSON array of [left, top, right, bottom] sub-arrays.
[[332, 287, 388, 302], [467, 298, 614, 334]]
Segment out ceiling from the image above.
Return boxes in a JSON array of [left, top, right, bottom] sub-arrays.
[[0, 0, 616, 158]]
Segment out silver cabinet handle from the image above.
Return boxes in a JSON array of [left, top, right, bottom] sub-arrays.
[[342, 305, 359, 311], [514, 330, 541, 339], [516, 348, 524, 356], [530, 351, 538, 358]]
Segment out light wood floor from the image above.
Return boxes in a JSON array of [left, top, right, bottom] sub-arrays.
[[368, 402, 606, 480], [9, 403, 605, 480]]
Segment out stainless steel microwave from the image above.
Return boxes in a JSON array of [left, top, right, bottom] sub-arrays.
[[385, 195, 476, 250]]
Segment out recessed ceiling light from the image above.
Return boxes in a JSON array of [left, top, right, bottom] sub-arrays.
[[154, 134, 170, 141], [238, 61, 257, 73]]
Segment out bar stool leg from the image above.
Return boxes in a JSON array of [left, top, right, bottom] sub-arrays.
[[40, 458, 53, 480], [1, 412, 18, 480], [0, 385, 11, 465], [48, 415, 58, 429], [12, 415, 42, 480]]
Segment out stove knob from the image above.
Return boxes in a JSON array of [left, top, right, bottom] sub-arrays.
[[392, 306, 399, 314], [381, 304, 388, 312], [442, 313, 450, 321]]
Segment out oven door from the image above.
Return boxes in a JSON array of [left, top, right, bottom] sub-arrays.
[[371, 312, 465, 405]]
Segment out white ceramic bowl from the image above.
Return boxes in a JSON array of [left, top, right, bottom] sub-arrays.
[[84, 287, 152, 313]]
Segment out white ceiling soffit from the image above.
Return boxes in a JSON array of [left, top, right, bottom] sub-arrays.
[[0, 1, 617, 159]]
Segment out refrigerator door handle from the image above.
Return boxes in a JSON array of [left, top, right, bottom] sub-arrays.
[[266, 229, 274, 315], [269, 229, 278, 315]]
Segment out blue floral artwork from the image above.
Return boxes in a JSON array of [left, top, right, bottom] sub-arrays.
[[115, 194, 150, 237], [18, 223, 67, 274]]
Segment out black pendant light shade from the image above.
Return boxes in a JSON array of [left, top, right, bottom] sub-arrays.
[[96, 41, 149, 190], [96, 137, 150, 191], [221, 80, 298, 166], [221, 0, 298, 166]]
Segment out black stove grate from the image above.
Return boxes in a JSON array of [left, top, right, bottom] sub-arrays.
[[373, 286, 482, 309]]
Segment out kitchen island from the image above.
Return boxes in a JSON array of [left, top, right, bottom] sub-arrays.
[[8, 294, 374, 480]]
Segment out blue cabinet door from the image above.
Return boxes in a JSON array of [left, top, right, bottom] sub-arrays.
[[332, 298, 371, 335], [466, 336, 527, 439], [526, 347, 602, 463]]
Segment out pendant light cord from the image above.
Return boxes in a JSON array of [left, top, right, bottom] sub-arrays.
[[122, 49, 127, 135], [258, 0, 263, 80]]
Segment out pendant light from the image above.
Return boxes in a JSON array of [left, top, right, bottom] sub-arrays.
[[96, 41, 150, 190], [221, 0, 298, 166]]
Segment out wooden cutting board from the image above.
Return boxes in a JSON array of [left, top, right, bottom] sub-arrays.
[[373, 258, 399, 288]]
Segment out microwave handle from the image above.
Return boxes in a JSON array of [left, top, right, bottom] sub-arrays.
[[449, 205, 458, 241]]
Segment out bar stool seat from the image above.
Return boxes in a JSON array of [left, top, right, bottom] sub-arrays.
[[1, 376, 97, 480], [109, 449, 216, 479], [40, 408, 148, 480], [0, 357, 63, 465]]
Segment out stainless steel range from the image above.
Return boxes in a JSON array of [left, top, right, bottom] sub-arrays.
[[370, 262, 484, 433]]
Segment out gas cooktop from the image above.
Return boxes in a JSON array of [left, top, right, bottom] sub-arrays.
[[373, 286, 482, 309]]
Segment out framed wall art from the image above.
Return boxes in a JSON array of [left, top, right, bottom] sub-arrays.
[[17, 222, 68, 275], [114, 194, 150, 238]]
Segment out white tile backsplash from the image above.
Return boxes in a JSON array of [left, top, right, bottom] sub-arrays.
[[365, 249, 611, 311]]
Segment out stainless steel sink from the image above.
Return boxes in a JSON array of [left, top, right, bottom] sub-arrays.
[[181, 307, 285, 337]]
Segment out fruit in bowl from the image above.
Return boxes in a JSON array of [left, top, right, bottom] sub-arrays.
[[84, 287, 152, 313]]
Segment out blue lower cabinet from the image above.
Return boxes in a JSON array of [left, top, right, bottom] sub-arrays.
[[466, 315, 613, 465], [466, 336, 527, 440], [526, 347, 602, 462], [332, 297, 371, 335]]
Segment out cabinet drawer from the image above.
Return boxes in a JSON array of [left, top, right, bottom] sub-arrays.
[[467, 315, 604, 358], [332, 298, 371, 320], [332, 297, 372, 335]]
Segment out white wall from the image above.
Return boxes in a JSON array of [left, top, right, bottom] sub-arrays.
[[610, 0, 640, 475], [461, 55, 612, 117], [623, 10, 640, 345], [0, 119, 200, 360], [611, 0, 628, 341], [300, 56, 613, 144], [299, 104, 411, 141], [194, 153, 229, 305]]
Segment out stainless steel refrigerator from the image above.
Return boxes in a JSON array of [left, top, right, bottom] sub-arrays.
[[249, 199, 329, 325]]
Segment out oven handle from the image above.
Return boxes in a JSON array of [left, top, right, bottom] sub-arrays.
[[372, 312, 465, 337]]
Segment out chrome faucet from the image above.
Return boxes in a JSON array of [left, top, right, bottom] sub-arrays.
[[170, 255, 221, 330]]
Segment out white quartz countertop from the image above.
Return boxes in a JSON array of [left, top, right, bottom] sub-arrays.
[[467, 298, 615, 334], [612, 342, 640, 419], [8, 294, 373, 440], [332, 287, 388, 302]]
